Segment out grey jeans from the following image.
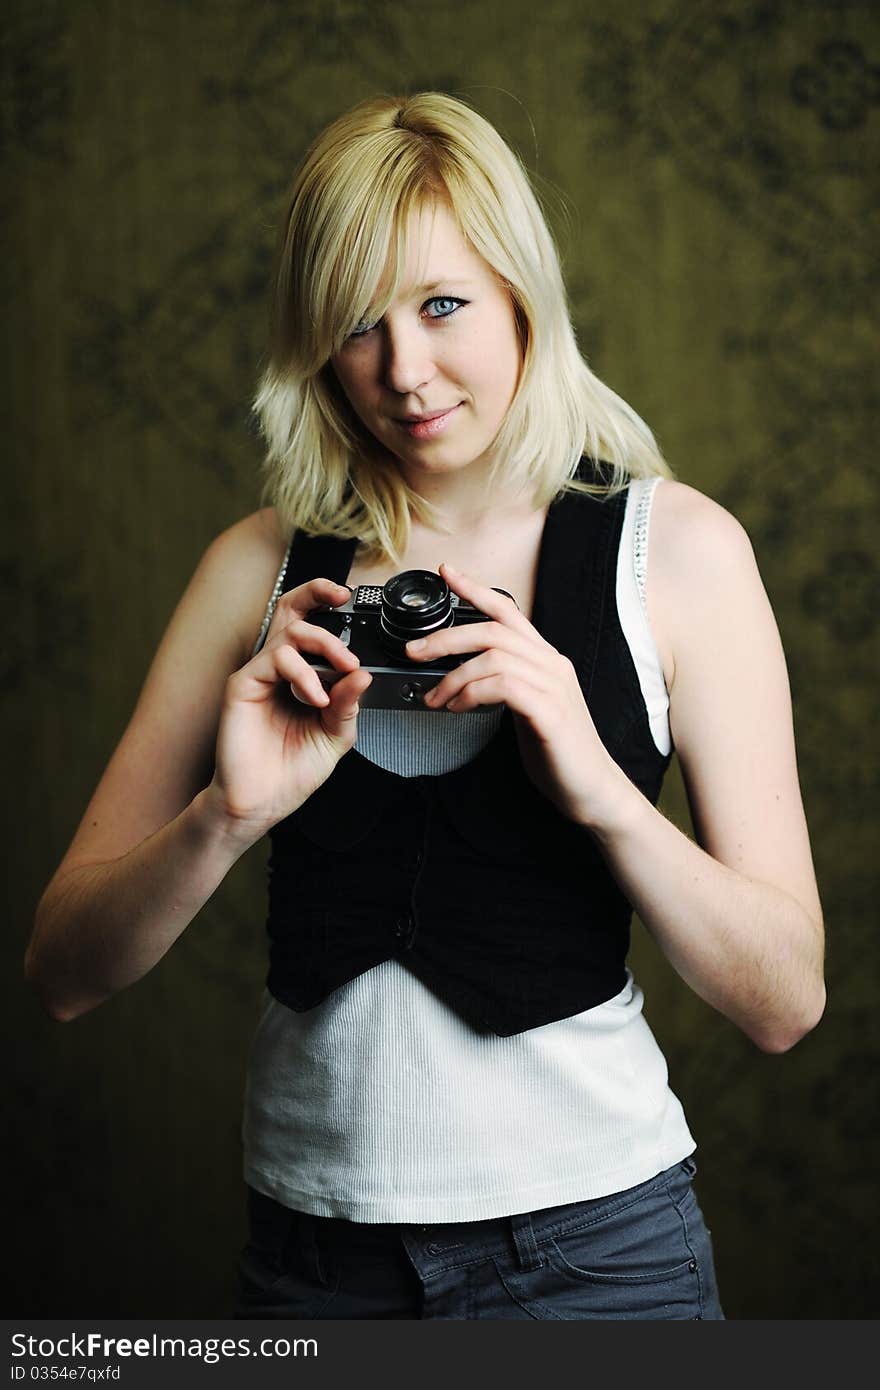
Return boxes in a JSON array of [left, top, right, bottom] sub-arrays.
[[234, 1155, 725, 1320]]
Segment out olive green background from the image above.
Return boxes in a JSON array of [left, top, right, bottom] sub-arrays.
[[5, 0, 877, 1319]]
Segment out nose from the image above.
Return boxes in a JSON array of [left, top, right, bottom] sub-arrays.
[[381, 317, 435, 397]]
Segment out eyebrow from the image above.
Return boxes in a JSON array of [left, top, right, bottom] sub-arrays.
[[405, 277, 480, 295]]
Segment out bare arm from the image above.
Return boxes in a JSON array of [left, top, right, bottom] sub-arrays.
[[412, 485, 824, 1054], [25, 510, 371, 1022], [585, 482, 825, 1052], [27, 791, 254, 1022]]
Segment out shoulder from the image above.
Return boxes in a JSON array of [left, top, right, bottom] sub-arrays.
[[645, 479, 761, 692], [204, 505, 286, 569], [189, 506, 288, 666], [649, 478, 752, 567], [196, 505, 287, 604]]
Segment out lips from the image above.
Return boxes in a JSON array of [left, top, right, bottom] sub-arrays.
[[395, 403, 462, 439]]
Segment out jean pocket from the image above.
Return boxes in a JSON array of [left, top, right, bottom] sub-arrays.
[[235, 1199, 339, 1319], [496, 1180, 704, 1320]]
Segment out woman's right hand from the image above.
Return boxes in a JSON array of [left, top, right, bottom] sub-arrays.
[[206, 578, 373, 844]]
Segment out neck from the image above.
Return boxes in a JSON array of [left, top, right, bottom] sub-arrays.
[[405, 467, 538, 537]]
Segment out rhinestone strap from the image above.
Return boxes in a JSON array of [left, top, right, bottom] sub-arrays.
[[633, 478, 660, 615], [251, 541, 292, 658]]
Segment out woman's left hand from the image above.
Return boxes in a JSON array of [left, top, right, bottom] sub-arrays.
[[405, 562, 624, 826]]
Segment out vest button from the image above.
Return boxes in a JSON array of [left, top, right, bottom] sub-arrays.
[[394, 912, 417, 947]]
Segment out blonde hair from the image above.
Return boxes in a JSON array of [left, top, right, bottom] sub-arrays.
[[254, 91, 672, 563]]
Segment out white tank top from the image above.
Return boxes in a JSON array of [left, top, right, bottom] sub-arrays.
[[242, 477, 695, 1221]]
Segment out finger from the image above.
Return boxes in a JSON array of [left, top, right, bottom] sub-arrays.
[[267, 578, 352, 634], [438, 562, 534, 634], [236, 638, 332, 708], [264, 616, 360, 672], [442, 671, 544, 720], [425, 652, 551, 709], [406, 619, 543, 664]]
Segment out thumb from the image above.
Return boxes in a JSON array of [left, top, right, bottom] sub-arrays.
[[319, 668, 373, 742]]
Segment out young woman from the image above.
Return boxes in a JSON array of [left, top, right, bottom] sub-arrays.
[[27, 92, 825, 1320]]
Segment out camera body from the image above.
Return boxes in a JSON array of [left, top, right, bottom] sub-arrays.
[[304, 569, 513, 710]]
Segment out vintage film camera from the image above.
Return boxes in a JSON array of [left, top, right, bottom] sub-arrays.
[[304, 569, 514, 710]]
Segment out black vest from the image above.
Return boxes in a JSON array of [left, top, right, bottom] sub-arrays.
[[264, 474, 672, 1035]]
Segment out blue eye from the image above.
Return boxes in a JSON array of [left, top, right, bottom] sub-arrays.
[[345, 296, 467, 341], [425, 296, 466, 320]]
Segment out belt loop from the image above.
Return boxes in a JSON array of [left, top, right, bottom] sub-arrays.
[[510, 1211, 543, 1272]]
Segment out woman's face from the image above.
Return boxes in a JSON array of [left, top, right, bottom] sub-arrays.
[[330, 201, 522, 491]]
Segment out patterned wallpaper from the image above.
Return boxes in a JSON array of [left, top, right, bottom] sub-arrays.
[[5, 0, 877, 1318]]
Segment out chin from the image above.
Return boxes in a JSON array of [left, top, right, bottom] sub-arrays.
[[403, 450, 484, 474]]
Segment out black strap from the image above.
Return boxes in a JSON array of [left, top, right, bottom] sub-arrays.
[[282, 530, 358, 594], [531, 484, 623, 693]]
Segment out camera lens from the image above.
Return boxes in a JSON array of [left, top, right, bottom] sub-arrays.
[[380, 569, 453, 654]]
